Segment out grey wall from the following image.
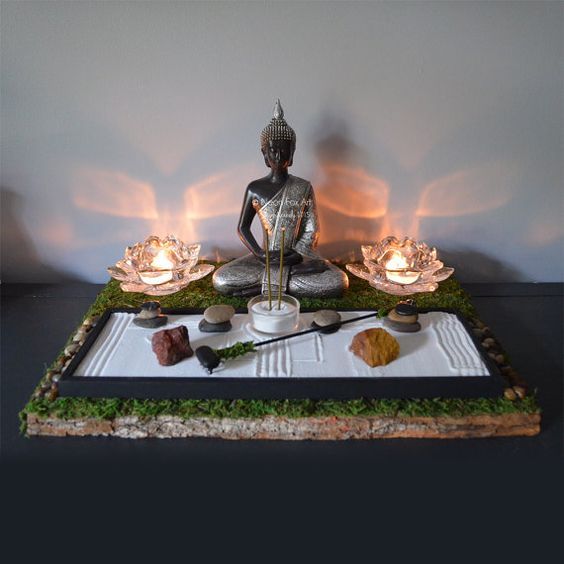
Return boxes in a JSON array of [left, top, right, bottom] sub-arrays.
[[1, 0, 562, 283]]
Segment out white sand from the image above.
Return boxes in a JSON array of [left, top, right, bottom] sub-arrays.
[[74, 311, 489, 379]]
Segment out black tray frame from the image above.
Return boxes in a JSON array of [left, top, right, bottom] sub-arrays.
[[58, 307, 506, 400]]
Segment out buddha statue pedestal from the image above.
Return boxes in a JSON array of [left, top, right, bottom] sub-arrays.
[[213, 100, 348, 299]]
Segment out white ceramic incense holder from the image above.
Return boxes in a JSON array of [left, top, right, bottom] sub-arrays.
[[247, 294, 300, 334]]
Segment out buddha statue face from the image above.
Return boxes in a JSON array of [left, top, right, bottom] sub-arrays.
[[262, 138, 294, 171]]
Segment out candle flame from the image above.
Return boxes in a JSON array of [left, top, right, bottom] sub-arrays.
[[152, 249, 175, 270], [384, 251, 420, 285], [385, 251, 409, 271], [138, 249, 175, 285]]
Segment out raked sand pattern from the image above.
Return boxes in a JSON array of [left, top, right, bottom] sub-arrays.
[[74, 311, 489, 380]]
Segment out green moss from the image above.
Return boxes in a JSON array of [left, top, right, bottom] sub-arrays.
[[216, 340, 256, 361], [21, 395, 539, 424], [82, 264, 476, 320], [20, 265, 539, 430]]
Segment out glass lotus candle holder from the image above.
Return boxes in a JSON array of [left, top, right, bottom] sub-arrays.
[[108, 235, 214, 296], [346, 236, 454, 295]]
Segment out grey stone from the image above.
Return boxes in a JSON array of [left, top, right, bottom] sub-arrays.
[[310, 310, 341, 334], [311, 321, 341, 334], [388, 309, 418, 324], [133, 315, 168, 328], [195, 346, 221, 373], [198, 319, 232, 333], [138, 301, 161, 319], [383, 317, 421, 333], [488, 352, 506, 365], [482, 337, 496, 348], [64, 343, 80, 356], [395, 302, 417, 317], [514, 386, 526, 399], [203, 305, 236, 324], [72, 328, 87, 342], [312, 309, 341, 327]]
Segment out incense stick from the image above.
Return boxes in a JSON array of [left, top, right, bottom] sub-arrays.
[[256, 311, 382, 347], [265, 229, 272, 310], [278, 228, 285, 310], [197, 310, 385, 373]]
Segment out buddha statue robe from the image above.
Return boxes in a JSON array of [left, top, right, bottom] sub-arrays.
[[213, 175, 348, 298]]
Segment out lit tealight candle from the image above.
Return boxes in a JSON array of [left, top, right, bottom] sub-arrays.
[[346, 236, 454, 295], [384, 251, 420, 285], [139, 249, 175, 285], [109, 235, 215, 295]]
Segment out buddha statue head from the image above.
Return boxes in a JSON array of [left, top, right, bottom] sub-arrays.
[[260, 99, 296, 171]]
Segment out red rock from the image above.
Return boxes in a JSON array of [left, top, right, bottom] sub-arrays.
[[151, 325, 193, 366]]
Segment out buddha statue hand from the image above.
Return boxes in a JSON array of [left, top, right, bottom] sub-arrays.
[[291, 259, 329, 276], [256, 249, 303, 267], [231, 283, 263, 297]]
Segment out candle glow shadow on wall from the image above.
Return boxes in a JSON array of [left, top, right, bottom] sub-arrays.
[[314, 161, 515, 261], [314, 163, 390, 261], [71, 166, 254, 259], [416, 163, 514, 220], [71, 160, 515, 261]]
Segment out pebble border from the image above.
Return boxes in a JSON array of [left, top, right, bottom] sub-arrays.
[[32, 315, 100, 402], [466, 316, 528, 400]]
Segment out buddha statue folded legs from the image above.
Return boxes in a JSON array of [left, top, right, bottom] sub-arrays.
[[214, 252, 348, 298], [212, 100, 349, 299]]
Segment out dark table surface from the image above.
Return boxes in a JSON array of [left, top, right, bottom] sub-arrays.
[[1, 283, 562, 462]]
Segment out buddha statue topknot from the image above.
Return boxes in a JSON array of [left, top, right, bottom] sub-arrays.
[[213, 100, 349, 298]]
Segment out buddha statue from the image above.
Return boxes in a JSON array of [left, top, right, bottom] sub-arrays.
[[213, 100, 349, 298]]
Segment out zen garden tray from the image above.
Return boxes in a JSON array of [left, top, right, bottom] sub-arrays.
[[57, 307, 505, 400], [20, 272, 541, 440]]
